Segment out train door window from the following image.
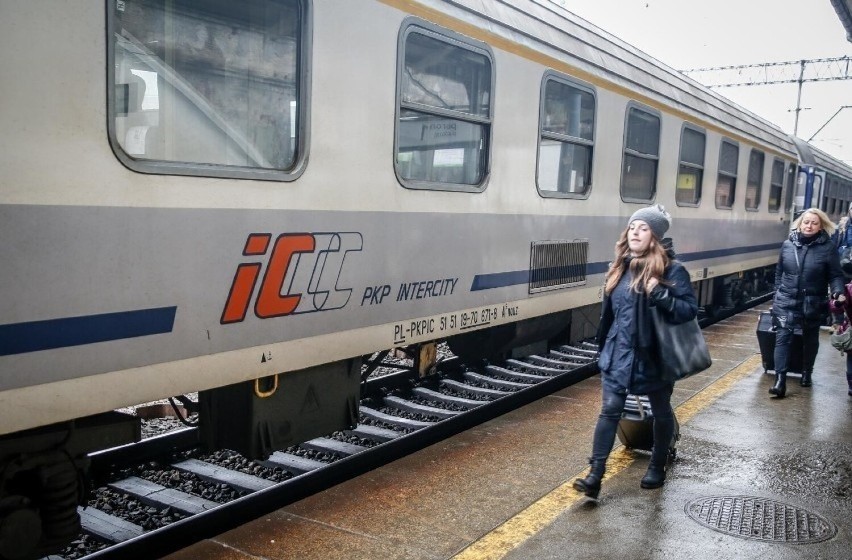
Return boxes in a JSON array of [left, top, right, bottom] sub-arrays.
[[395, 23, 493, 192], [826, 178, 835, 217], [108, 0, 307, 180], [785, 163, 796, 212], [537, 73, 595, 198], [715, 139, 738, 209], [813, 174, 824, 211], [745, 149, 764, 211], [620, 104, 660, 202], [768, 159, 784, 212], [676, 125, 705, 206]]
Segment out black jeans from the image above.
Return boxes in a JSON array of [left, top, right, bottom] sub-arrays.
[[590, 384, 675, 469], [773, 324, 820, 375], [845, 352, 852, 391]]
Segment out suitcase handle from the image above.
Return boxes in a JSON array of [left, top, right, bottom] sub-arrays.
[[632, 394, 646, 420]]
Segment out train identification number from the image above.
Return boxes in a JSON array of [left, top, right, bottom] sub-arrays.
[[392, 303, 520, 345]]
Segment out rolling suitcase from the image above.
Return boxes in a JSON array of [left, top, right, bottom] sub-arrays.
[[755, 311, 803, 374], [615, 395, 679, 462]]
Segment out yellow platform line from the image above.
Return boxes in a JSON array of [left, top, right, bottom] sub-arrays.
[[451, 353, 762, 560]]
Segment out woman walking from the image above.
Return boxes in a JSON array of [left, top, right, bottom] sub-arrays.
[[573, 204, 697, 501], [770, 208, 845, 397], [828, 262, 852, 397]]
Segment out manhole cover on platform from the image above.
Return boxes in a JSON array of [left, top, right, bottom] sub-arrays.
[[685, 496, 837, 544]]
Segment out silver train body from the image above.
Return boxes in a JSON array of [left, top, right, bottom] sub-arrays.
[[2, 0, 851, 459]]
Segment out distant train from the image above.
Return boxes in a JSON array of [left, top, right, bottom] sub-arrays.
[[2, 0, 852, 557]]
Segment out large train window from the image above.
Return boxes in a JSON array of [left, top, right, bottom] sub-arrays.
[[768, 159, 784, 212], [745, 149, 764, 211], [108, 0, 308, 180], [395, 23, 493, 192], [715, 140, 738, 209], [620, 104, 660, 202], [536, 73, 595, 198], [676, 125, 705, 206]]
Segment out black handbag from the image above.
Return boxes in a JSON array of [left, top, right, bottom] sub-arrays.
[[651, 308, 712, 382]]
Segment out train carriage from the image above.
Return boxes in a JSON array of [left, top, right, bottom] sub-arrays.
[[2, 1, 851, 558]]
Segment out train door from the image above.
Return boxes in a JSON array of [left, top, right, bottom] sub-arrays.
[[793, 166, 823, 214]]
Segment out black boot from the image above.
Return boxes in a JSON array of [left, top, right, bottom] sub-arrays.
[[573, 460, 605, 501], [640, 463, 666, 489], [800, 371, 812, 387], [769, 372, 786, 397]]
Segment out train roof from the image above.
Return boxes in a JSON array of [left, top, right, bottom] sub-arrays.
[[430, 0, 799, 157], [792, 137, 852, 181]]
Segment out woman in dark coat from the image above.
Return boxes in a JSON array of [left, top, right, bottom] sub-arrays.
[[770, 207, 845, 397], [573, 204, 697, 501]]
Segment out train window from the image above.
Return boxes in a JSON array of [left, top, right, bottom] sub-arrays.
[[537, 74, 595, 198], [621, 105, 660, 202], [395, 24, 493, 191], [676, 125, 705, 206], [745, 149, 764, 211], [108, 0, 307, 181], [768, 159, 785, 212], [715, 140, 739, 209]]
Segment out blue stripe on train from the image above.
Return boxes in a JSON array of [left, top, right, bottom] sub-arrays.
[[0, 306, 177, 356], [470, 242, 781, 291]]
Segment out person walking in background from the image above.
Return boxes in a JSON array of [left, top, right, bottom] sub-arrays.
[[831, 206, 852, 256], [573, 205, 697, 501], [829, 206, 852, 326], [770, 208, 845, 398], [828, 261, 852, 397]]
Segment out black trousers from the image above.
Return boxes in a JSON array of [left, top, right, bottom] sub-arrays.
[[590, 385, 674, 470], [773, 324, 820, 375]]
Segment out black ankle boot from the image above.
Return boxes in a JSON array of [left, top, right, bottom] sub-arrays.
[[769, 372, 786, 397], [800, 371, 812, 387], [573, 473, 602, 500], [640, 464, 666, 489], [573, 460, 605, 500]]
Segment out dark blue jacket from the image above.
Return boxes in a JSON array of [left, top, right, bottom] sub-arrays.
[[772, 229, 845, 327], [830, 222, 852, 254], [597, 260, 697, 395]]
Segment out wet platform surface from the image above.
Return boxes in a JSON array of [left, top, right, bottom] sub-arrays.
[[166, 305, 852, 560]]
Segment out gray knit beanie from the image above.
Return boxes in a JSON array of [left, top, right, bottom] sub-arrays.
[[627, 204, 671, 239]]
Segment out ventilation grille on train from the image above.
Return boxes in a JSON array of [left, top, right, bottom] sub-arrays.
[[529, 239, 589, 294]]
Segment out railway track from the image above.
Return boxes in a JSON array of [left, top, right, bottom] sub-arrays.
[[58, 296, 770, 560], [57, 342, 595, 560]]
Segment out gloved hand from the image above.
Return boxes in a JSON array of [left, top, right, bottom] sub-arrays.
[[649, 285, 676, 312]]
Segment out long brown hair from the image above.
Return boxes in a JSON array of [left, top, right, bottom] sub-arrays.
[[603, 227, 670, 295]]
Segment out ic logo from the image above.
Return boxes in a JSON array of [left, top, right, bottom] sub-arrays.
[[221, 232, 363, 324]]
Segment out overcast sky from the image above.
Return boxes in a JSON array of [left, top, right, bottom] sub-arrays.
[[556, 0, 852, 163]]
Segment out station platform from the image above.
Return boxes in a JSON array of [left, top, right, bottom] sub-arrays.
[[166, 305, 852, 560]]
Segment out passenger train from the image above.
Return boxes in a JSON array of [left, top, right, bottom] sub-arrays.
[[2, 0, 852, 557]]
